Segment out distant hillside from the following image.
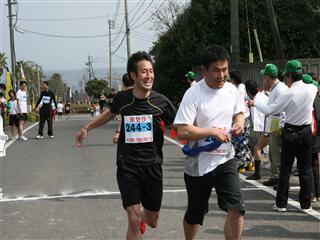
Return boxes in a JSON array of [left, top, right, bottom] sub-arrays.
[[44, 67, 126, 91]]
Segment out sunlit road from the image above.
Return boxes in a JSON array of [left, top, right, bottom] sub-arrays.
[[1, 114, 319, 239]]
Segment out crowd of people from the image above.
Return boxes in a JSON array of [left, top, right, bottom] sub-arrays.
[[75, 45, 320, 240]]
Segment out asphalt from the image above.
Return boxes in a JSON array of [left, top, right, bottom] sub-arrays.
[[0, 114, 319, 239]]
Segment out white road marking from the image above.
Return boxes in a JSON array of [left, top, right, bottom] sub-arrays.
[[0, 187, 288, 203], [164, 135, 320, 221]]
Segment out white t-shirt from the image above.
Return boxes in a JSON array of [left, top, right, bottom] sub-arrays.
[[251, 91, 269, 132], [57, 103, 64, 113], [16, 90, 28, 113], [237, 83, 250, 118], [174, 79, 244, 176]]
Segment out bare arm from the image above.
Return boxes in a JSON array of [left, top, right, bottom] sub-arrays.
[[76, 109, 116, 146], [232, 112, 245, 136], [176, 124, 230, 143]]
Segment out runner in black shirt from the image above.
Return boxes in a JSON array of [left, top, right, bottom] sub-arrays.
[[76, 51, 176, 238], [35, 81, 57, 139]]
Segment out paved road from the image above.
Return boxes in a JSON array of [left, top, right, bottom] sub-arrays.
[[1, 114, 319, 239]]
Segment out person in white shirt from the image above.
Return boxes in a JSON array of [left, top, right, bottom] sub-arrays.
[[229, 70, 252, 171], [174, 45, 245, 240], [7, 90, 20, 140], [249, 63, 288, 187], [253, 60, 318, 213], [245, 79, 269, 180], [57, 101, 64, 120], [16, 81, 28, 141]]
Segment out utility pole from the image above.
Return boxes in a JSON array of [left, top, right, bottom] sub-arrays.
[[37, 65, 41, 98], [7, 0, 17, 90], [265, 0, 285, 60], [230, 0, 240, 65], [108, 19, 114, 88], [124, 0, 131, 59]]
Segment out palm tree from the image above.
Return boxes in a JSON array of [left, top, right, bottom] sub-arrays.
[[0, 53, 8, 77]]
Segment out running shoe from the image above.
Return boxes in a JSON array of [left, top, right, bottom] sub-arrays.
[[273, 204, 286, 212], [140, 221, 146, 235], [18, 136, 28, 141], [36, 135, 44, 139]]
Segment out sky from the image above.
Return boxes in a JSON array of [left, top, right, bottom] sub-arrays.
[[1, 0, 189, 73]]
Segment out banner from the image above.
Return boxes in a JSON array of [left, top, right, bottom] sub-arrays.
[[6, 70, 12, 98], [20, 65, 26, 80]]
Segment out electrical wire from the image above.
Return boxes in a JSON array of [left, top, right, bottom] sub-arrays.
[[18, 16, 108, 21], [130, 0, 154, 27], [131, 0, 167, 30], [111, 33, 126, 54], [15, 26, 109, 38], [128, 0, 147, 24], [112, 0, 121, 22]]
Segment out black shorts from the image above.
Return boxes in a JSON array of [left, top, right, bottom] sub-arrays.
[[18, 113, 28, 121], [58, 112, 63, 116], [184, 159, 245, 225], [9, 114, 19, 127], [117, 162, 163, 211]]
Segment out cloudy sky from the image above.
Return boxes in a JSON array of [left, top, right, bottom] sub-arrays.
[[1, 0, 189, 72]]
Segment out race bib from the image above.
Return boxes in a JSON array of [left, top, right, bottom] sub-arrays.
[[42, 96, 51, 104], [124, 115, 153, 143]]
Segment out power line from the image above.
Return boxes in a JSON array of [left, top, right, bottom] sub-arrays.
[[131, 0, 167, 30], [112, 0, 121, 22], [15, 26, 109, 38], [111, 33, 126, 55], [18, 16, 109, 21], [130, 0, 154, 27], [128, 0, 147, 24]]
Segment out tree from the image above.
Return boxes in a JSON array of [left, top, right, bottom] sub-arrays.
[[85, 79, 109, 99], [150, 0, 320, 101], [47, 73, 68, 100], [0, 53, 8, 77]]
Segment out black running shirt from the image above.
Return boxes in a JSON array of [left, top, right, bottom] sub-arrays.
[[110, 89, 177, 166]]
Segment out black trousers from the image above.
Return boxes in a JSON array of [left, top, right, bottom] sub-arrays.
[[38, 111, 53, 136], [276, 123, 313, 209], [312, 152, 320, 198]]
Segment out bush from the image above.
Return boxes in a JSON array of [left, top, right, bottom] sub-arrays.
[[70, 104, 91, 113], [28, 112, 40, 122]]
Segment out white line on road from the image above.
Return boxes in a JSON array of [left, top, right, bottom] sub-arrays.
[[0, 187, 287, 203], [164, 135, 320, 221]]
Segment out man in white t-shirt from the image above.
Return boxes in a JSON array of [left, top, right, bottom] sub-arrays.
[[245, 79, 269, 180], [174, 45, 245, 240], [16, 81, 28, 141], [57, 101, 64, 120]]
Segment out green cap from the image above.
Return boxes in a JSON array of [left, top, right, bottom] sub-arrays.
[[185, 71, 195, 80], [260, 64, 278, 77], [302, 73, 319, 87], [283, 60, 302, 75]]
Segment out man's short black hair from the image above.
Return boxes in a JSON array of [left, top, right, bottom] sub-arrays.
[[244, 79, 258, 96], [127, 51, 153, 81], [0, 83, 6, 91], [288, 72, 303, 82], [201, 44, 230, 70], [43, 81, 49, 86], [229, 70, 242, 84], [122, 73, 134, 87], [20, 81, 27, 86]]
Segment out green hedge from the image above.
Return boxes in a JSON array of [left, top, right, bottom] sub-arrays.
[[70, 104, 91, 113]]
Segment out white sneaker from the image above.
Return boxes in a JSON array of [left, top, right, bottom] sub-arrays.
[[36, 135, 44, 139], [49, 135, 54, 139], [18, 136, 28, 141], [273, 204, 286, 212], [301, 207, 313, 213]]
